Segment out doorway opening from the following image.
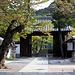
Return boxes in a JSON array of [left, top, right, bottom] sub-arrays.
[[32, 36, 53, 57]]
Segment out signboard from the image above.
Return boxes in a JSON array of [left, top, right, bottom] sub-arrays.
[[67, 43, 73, 51]]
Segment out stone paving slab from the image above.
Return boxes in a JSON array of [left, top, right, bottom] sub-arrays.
[[29, 72, 38, 75], [19, 57, 75, 72], [48, 58, 75, 72], [46, 72, 55, 75], [19, 57, 48, 72], [69, 72, 75, 75], [1, 72, 22, 75], [0, 72, 75, 75], [0, 57, 35, 72], [48, 65, 75, 72], [0, 57, 75, 74]]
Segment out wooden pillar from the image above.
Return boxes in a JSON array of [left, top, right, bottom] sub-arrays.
[[20, 34, 32, 57], [53, 32, 61, 57], [52, 31, 68, 57]]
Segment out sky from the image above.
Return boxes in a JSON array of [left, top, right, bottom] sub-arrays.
[[31, 0, 54, 10]]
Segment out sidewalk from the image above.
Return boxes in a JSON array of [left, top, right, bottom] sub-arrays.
[[0, 57, 75, 75]]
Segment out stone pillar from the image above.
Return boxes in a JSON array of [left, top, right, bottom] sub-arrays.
[[11, 42, 17, 59], [72, 41, 75, 61], [72, 51, 75, 61]]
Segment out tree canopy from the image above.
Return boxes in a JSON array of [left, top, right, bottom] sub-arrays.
[[52, 0, 75, 28], [0, 0, 39, 40], [51, 0, 75, 58], [0, 0, 39, 68], [0, 0, 54, 68]]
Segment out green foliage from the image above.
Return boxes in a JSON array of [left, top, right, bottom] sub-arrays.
[[43, 0, 49, 2], [0, 22, 9, 37], [6, 56, 13, 60], [0, 0, 54, 41], [51, 0, 75, 58], [52, 0, 75, 28], [13, 32, 20, 41], [0, 0, 38, 40], [68, 27, 75, 38], [32, 35, 53, 51], [32, 36, 41, 51]]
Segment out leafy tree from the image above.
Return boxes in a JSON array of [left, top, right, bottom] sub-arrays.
[[0, 22, 20, 41], [0, 0, 52, 69], [52, 0, 75, 58], [0, 0, 38, 68]]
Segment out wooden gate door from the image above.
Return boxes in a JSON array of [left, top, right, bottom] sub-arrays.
[[20, 35, 32, 57]]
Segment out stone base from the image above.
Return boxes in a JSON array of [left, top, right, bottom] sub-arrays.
[[16, 54, 20, 58], [72, 52, 75, 62], [72, 59, 75, 62], [72, 56, 75, 61]]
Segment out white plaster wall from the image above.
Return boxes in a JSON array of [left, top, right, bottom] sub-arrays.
[[15, 44, 20, 54]]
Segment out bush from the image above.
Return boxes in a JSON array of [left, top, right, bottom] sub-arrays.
[[6, 56, 13, 60]]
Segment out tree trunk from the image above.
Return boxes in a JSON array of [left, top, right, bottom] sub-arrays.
[[0, 47, 9, 69], [0, 32, 14, 68], [0, 20, 24, 69], [58, 28, 64, 58]]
